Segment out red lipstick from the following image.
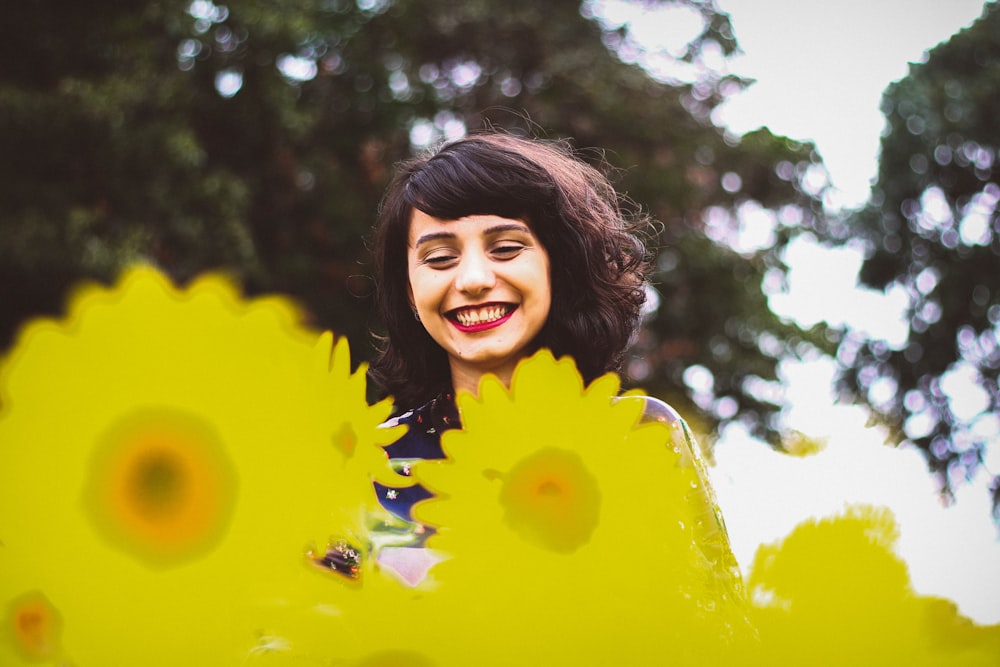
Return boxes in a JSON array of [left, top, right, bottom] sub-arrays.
[[447, 304, 517, 333]]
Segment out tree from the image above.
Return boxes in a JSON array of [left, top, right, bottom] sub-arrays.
[[0, 0, 832, 445], [837, 2, 1000, 516]]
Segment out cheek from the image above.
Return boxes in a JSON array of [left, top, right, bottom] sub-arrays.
[[539, 260, 553, 313], [407, 272, 444, 310], [538, 289, 553, 328]]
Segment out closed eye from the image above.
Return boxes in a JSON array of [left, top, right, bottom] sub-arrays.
[[421, 253, 458, 267], [492, 244, 527, 259]]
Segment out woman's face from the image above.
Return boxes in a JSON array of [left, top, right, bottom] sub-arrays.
[[407, 210, 551, 391]]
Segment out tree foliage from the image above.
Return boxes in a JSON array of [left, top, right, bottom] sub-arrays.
[[0, 0, 833, 445], [837, 2, 1000, 515]]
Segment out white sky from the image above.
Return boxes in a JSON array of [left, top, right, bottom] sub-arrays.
[[713, 0, 989, 208], [707, 0, 1000, 625], [593, 0, 998, 624]]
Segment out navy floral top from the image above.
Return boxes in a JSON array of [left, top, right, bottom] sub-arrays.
[[373, 392, 459, 523]]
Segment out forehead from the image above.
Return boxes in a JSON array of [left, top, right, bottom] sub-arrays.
[[407, 210, 533, 247]]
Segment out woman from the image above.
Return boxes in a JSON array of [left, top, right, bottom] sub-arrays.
[[366, 132, 733, 587], [369, 132, 646, 408]]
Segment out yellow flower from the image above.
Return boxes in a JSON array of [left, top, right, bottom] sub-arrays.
[[0, 266, 404, 665], [744, 505, 1000, 666], [18, 267, 990, 666], [410, 351, 751, 666]]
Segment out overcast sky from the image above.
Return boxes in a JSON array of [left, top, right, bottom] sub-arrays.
[[708, 0, 999, 625]]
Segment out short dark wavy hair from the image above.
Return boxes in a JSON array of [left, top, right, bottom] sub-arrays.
[[368, 132, 651, 409]]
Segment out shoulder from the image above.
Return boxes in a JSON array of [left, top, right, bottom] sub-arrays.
[[620, 394, 684, 426], [614, 394, 706, 468], [613, 394, 686, 433]]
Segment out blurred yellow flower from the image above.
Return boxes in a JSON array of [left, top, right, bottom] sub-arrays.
[[744, 505, 1000, 666], [6, 268, 992, 666], [410, 351, 752, 666], [0, 267, 404, 665]]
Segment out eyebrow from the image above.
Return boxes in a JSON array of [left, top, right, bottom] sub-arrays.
[[413, 223, 531, 248]]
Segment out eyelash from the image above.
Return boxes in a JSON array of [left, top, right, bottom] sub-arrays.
[[492, 244, 525, 257], [423, 254, 456, 266], [421, 243, 526, 267]]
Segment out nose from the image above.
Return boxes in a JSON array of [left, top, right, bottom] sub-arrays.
[[454, 251, 496, 296]]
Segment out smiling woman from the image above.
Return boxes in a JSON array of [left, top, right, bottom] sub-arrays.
[[365, 133, 742, 599], [369, 132, 649, 409]]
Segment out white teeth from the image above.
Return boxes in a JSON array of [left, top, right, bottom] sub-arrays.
[[455, 305, 509, 326]]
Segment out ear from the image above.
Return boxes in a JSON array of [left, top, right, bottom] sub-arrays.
[[407, 283, 415, 310]]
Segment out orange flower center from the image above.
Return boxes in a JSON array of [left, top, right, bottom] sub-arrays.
[[85, 408, 238, 567], [499, 448, 601, 553], [7, 592, 61, 660]]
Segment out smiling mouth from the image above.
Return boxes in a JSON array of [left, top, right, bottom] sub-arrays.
[[447, 304, 516, 328]]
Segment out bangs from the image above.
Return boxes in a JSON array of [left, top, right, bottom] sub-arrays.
[[404, 140, 555, 223]]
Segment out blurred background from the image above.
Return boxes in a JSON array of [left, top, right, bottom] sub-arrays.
[[1, 0, 998, 620]]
